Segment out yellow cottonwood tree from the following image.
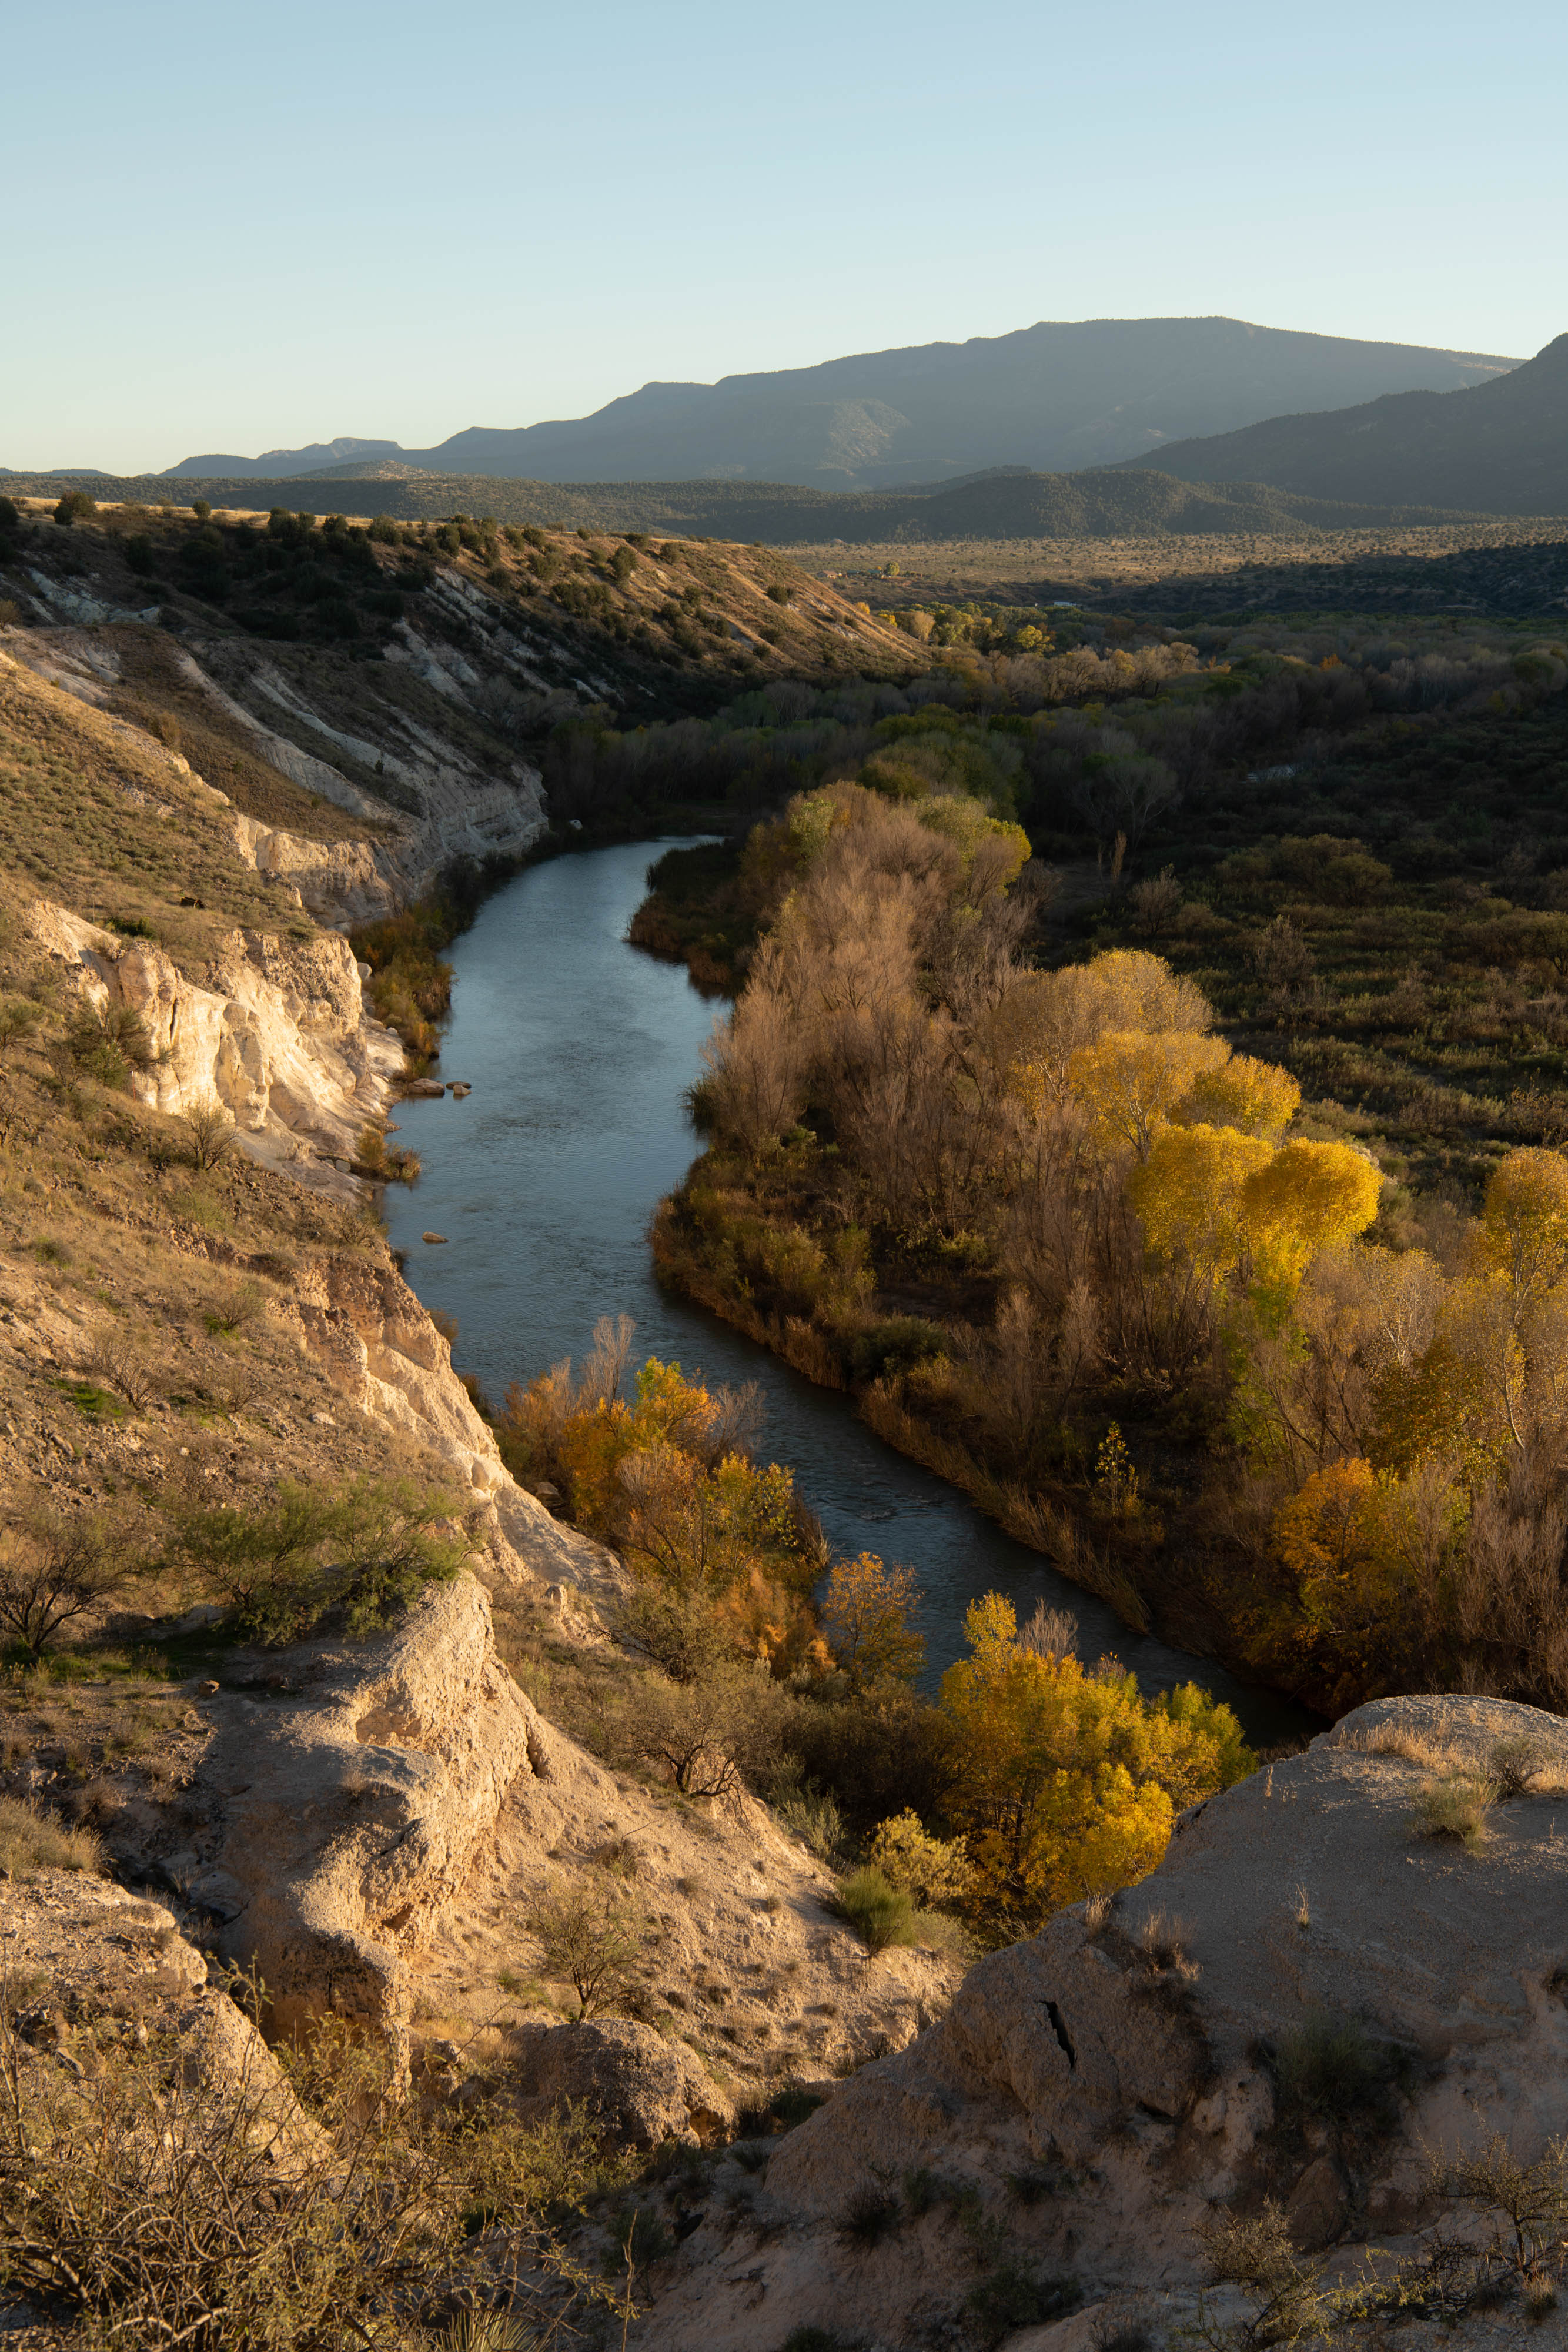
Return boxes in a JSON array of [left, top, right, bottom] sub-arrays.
[[1128, 1121, 1275, 1277], [1472, 1147, 1568, 1309], [820, 1552, 925, 1690], [1179, 1053, 1301, 1142], [940, 1593, 1252, 1930], [1239, 1140, 1383, 1288], [1066, 1028, 1230, 1158]]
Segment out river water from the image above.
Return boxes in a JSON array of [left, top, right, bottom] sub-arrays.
[[383, 839, 1313, 1747]]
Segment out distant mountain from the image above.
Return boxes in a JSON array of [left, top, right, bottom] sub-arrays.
[[163, 436, 403, 478], [157, 318, 1519, 492], [1, 462, 1487, 545], [1118, 333, 1568, 515]]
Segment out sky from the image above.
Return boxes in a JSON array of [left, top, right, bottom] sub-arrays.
[[5, 0, 1566, 474]]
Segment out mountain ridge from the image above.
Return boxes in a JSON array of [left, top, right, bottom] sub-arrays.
[[144, 315, 1519, 491], [1115, 330, 1568, 515]]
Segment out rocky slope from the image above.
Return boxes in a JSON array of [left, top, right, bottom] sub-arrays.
[[0, 650, 962, 2193], [627, 1691, 1568, 2347], [0, 496, 920, 927]]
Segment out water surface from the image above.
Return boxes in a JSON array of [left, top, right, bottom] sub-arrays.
[[384, 840, 1312, 1746]]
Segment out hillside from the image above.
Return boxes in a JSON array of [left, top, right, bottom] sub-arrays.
[[1128, 329, 1568, 516], [153, 315, 1519, 490], [0, 465, 1492, 548], [0, 497, 918, 862]]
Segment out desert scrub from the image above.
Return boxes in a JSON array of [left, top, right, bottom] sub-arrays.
[[0, 1996, 617, 2351], [1269, 2012, 1414, 2142], [1412, 1772, 1496, 1850], [169, 1475, 467, 1642], [831, 1865, 918, 1953]]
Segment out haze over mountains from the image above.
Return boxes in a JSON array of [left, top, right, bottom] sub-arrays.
[[157, 316, 1517, 492], [1119, 332, 1568, 517]]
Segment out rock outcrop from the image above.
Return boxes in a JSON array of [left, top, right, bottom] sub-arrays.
[[25, 896, 404, 1184], [634, 1694, 1568, 2350]]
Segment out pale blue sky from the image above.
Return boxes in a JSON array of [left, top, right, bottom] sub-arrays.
[[6, 0, 1565, 473]]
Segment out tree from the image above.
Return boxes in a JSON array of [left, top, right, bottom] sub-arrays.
[[939, 1593, 1251, 1930], [1066, 1028, 1230, 1158], [0, 1505, 143, 1658], [1239, 1140, 1383, 1288], [820, 1553, 924, 1690], [53, 490, 95, 526], [1128, 1121, 1274, 1277], [1180, 1052, 1300, 1141], [183, 1092, 236, 1169], [1473, 1148, 1568, 1311]]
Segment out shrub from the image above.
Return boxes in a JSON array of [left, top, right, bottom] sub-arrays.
[[1412, 1772, 1496, 1850], [1271, 2012, 1412, 2135], [171, 1476, 466, 1642], [0, 1796, 103, 1877], [840, 2184, 900, 2246], [0, 2000, 606, 2348], [53, 489, 95, 526], [525, 1875, 645, 2020], [183, 1093, 236, 1169], [964, 2265, 1081, 2346], [774, 1784, 844, 1863], [190, 497, 212, 522], [831, 1866, 917, 1953]]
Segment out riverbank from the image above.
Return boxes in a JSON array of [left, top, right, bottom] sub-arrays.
[[378, 837, 1314, 1743]]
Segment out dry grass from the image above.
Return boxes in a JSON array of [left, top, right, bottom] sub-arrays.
[[0, 1794, 103, 1877], [1333, 1722, 1463, 1771], [1412, 1773, 1497, 1851]]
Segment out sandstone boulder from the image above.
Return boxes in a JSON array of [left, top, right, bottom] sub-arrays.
[[510, 2018, 734, 2146]]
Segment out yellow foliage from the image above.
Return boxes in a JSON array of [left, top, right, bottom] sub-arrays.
[[820, 1552, 925, 1690], [1128, 1121, 1275, 1274], [1239, 1140, 1383, 1287], [989, 950, 1212, 1114], [1272, 1458, 1379, 1609], [1066, 1027, 1229, 1158], [865, 1810, 972, 1908], [1178, 1052, 1300, 1142], [940, 1592, 1252, 1929], [1472, 1147, 1568, 1308]]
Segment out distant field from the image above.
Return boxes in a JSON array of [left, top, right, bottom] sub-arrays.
[[791, 521, 1568, 620]]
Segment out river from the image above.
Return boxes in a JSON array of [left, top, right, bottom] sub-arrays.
[[382, 838, 1313, 1748]]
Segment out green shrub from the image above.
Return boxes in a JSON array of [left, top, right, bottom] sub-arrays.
[[53, 489, 95, 526], [839, 2184, 900, 2246], [832, 1865, 917, 1953], [849, 1318, 950, 1384], [171, 1476, 466, 1642], [1271, 2012, 1412, 2135], [964, 2265, 1081, 2346]]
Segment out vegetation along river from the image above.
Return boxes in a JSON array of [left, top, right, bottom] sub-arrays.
[[383, 838, 1313, 1748]]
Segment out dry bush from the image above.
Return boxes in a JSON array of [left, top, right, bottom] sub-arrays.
[[0, 1499, 145, 1660], [524, 1875, 646, 2020], [1333, 1722, 1459, 1770], [183, 1091, 236, 1169], [1136, 1909, 1193, 1970], [90, 1333, 159, 1411], [0, 2000, 483, 2348]]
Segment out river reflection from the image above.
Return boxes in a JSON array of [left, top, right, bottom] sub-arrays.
[[383, 839, 1315, 1747]]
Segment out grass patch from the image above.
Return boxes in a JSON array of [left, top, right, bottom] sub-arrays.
[[1412, 1772, 1496, 1850], [0, 1796, 103, 1878]]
